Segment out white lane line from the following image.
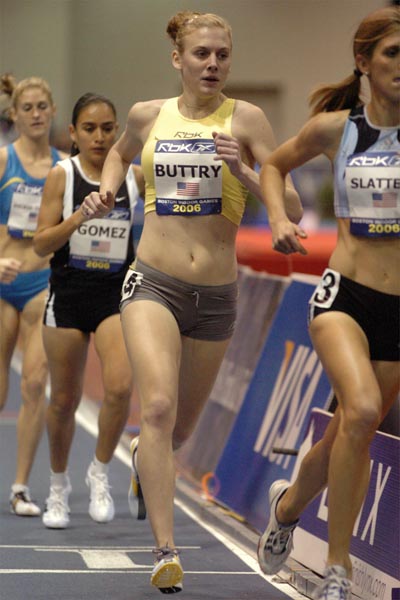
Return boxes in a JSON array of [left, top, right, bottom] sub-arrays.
[[0, 545, 200, 551], [0, 570, 259, 575]]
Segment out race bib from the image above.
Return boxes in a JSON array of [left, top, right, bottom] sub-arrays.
[[154, 139, 222, 216], [345, 151, 400, 237], [69, 207, 131, 271], [7, 183, 43, 238], [120, 268, 143, 304], [309, 268, 340, 309]]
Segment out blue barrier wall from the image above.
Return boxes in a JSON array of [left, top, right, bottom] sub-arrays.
[[214, 277, 332, 530]]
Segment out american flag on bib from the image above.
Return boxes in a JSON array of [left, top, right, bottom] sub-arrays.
[[177, 181, 200, 196], [91, 240, 110, 252], [372, 191, 397, 208]]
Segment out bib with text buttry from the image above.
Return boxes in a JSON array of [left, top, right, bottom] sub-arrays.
[[154, 139, 222, 216]]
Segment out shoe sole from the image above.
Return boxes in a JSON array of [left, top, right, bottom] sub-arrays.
[[10, 506, 41, 517], [151, 562, 183, 590], [88, 506, 115, 523], [158, 583, 183, 594], [43, 519, 69, 529]]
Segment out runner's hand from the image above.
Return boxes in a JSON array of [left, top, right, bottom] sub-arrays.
[[212, 131, 243, 178], [0, 258, 22, 283], [81, 191, 114, 220], [271, 220, 308, 255]]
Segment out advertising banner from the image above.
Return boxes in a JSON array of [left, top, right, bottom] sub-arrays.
[[214, 278, 332, 531], [292, 409, 400, 600], [176, 267, 287, 481]]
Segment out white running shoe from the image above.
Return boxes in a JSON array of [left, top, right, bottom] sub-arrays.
[[257, 479, 298, 575], [42, 478, 72, 529], [86, 461, 115, 523], [313, 565, 352, 600], [10, 486, 41, 517], [128, 437, 146, 520], [151, 546, 183, 594]]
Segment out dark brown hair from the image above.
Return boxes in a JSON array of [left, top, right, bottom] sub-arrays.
[[70, 92, 117, 156]]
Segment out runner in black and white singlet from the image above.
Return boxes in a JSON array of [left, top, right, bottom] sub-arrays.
[[34, 93, 144, 530], [256, 7, 400, 600]]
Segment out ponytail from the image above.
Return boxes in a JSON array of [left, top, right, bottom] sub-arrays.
[[309, 72, 363, 116]]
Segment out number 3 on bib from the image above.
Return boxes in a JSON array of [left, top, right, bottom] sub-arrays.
[[310, 268, 340, 308]]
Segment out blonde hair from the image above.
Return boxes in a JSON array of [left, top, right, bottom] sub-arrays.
[[0, 73, 54, 118], [309, 6, 400, 116], [166, 11, 232, 53]]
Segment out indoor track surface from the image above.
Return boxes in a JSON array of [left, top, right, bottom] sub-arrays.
[[0, 361, 307, 600]]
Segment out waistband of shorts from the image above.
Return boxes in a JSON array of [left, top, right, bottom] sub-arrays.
[[326, 268, 400, 300], [19, 268, 51, 277], [132, 259, 237, 295]]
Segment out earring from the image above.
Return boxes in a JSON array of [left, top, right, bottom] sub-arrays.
[[364, 71, 369, 76]]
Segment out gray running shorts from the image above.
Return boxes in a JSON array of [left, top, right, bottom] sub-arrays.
[[120, 259, 237, 341]]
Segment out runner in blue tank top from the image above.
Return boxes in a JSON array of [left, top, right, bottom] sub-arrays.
[[0, 74, 66, 517]]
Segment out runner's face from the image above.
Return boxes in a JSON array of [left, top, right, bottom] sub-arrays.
[[12, 88, 54, 140], [70, 102, 118, 166], [174, 26, 232, 98], [360, 32, 400, 105]]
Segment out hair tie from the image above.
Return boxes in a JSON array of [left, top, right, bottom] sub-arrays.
[[353, 68, 362, 78]]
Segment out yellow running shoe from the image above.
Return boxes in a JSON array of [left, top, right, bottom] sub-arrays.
[[151, 546, 183, 594]]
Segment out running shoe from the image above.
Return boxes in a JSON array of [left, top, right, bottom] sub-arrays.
[[10, 485, 41, 516], [86, 461, 115, 523], [313, 565, 352, 600], [42, 477, 72, 529], [257, 479, 298, 575], [151, 546, 183, 594], [128, 436, 146, 520]]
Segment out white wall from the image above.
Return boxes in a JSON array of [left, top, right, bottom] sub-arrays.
[[0, 0, 383, 144], [0, 0, 72, 136]]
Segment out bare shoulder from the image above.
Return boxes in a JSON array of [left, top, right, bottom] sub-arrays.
[[232, 99, 275, 142], [127, 98, 167, 128], [45, 163, 67, 190], [125, 98, 168, 147], [232, 98, 269, 124], [301, 110, 349, 147]]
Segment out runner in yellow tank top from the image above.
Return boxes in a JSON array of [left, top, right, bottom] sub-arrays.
[[141, 97, 247, 225], [83, 10, 302, 594]]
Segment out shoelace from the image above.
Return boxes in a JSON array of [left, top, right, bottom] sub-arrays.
[[91, 473, 112, 503], [47, 487, 68, 513], [153, 546, 180, 562], [319, 573, 351, 599], [266, 527, 293, 555]]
